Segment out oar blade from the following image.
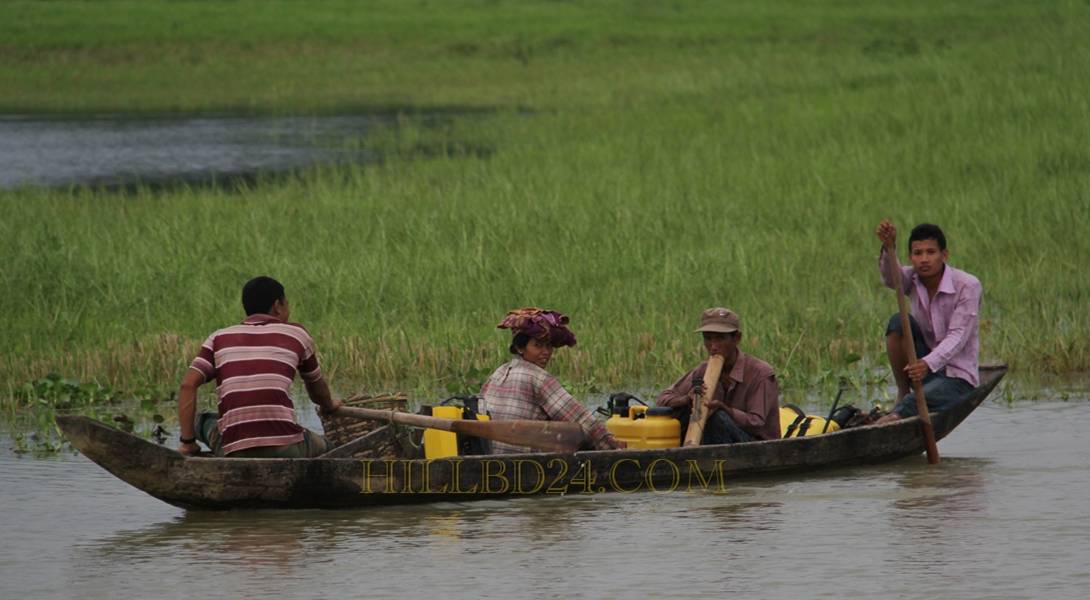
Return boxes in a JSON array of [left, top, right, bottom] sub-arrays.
[[451, 419, 585, 453]]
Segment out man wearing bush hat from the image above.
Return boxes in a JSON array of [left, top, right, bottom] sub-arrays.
[[656, 307, 781, 442]]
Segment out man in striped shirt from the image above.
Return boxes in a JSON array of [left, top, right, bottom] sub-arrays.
[[177, 276, 342, 457]]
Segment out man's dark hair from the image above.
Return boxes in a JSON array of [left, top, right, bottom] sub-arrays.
[[242, 276, 285, 316], [509, 332, 532, 355], [908, 223, 947, 251]]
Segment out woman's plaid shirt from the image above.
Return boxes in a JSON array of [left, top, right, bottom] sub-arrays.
[[479, 357, 619, 453]]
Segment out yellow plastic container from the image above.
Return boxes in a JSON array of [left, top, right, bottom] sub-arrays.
[[424, 405, 490, 459], [606, 405, 681, 449], [779, 405, 839, 438], [605, 407, 642, 442]]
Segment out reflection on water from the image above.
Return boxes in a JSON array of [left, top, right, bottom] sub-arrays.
[[889, 458, 990, 517], [3, 399, 1090, 599], [703, 500, 785, 529]]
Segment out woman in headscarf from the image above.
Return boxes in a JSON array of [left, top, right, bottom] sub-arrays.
[[479, 308, 623, 454]]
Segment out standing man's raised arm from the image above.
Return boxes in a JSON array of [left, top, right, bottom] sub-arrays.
[[876, 219, 912, 292]]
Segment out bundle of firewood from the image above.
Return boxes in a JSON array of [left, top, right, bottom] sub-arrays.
[[319, 392, 412, 458]]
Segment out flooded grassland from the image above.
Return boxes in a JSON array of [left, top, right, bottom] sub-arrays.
[[2, 3, 1089, 595], [2, 1, 1088, 396]]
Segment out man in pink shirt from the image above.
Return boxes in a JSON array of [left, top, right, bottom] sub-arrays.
[[875, 221, 982, 423]]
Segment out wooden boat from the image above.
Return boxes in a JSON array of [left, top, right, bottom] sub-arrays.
[[56, 364, 1007, 510]]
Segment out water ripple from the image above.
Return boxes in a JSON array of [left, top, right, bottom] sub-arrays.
[[3, 401, 1090, 599]]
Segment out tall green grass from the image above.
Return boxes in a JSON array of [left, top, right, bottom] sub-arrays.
[[1, 1, 1088, 405], [2, 0, 1086, 113]]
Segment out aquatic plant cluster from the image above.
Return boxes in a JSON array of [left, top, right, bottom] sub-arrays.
[[5, 373, 171, 453], [16, 373, 119, 409], [1, 1, 1088, 412]]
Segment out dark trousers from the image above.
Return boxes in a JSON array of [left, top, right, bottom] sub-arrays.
[[885, 314, 974, 417], [674, 407, 754, 445], [195, 411, 328, 457]]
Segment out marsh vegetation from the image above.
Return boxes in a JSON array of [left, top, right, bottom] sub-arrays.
[[2, 1, 1087, 420]]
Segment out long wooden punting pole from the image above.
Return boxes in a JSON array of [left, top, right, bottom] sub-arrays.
[[885, 242, 940, 465], [334, 406, 586, 454], [683, 353, 725, 447]]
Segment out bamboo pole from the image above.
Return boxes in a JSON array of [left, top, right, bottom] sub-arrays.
[[884, 242, 940, 464], [683, 354, 725, 447]]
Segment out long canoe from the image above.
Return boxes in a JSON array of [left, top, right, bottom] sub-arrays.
[[56, 365, 1007, 510]]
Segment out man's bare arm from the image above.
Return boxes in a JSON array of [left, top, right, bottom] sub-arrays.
[[177, 369, 204, 455], [305, 377, 342, 415]]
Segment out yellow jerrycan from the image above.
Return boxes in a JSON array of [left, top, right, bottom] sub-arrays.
[[602, 393, 681, 449], [422, 398, 491, 459]]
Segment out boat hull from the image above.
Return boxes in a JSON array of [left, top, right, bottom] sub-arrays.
[[56, 365, 1007, 510]]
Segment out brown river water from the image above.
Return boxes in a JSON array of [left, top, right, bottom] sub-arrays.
[[2, 385, 1089, 599]]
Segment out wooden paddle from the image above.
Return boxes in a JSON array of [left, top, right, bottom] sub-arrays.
[[683, 353, 726, 447], [333, 406, 586, 454], [883, 237, 940, 464]]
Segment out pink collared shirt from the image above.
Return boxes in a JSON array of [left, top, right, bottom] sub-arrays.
[[880, 248, 982, 387]]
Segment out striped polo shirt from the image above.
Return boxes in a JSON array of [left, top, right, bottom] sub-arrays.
[[188, 314, 322, 454]]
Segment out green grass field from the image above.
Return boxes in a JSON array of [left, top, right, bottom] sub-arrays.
[[2, 1, 1088, 408]]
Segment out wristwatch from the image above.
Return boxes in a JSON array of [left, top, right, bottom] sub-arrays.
[[179, 435, 197, 444]]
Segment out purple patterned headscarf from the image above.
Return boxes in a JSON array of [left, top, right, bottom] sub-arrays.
[[497, 307, 577, 348]]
